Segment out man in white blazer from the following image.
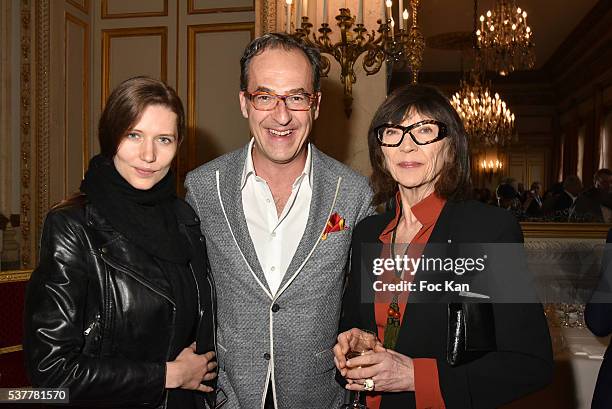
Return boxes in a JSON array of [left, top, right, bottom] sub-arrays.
[[185, 33, 373, 409]]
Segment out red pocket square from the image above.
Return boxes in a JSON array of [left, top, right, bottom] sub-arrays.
[[321, 212, 348, 240]]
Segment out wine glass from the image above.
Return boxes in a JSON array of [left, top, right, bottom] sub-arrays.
[[342, 330, 378, 409]]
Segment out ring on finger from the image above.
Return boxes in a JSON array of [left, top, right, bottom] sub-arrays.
[[363, 378, 375, 392]]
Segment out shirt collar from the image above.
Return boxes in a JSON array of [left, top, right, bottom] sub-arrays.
[[241, 138, 313, 189], [379, 190, 446, 243]]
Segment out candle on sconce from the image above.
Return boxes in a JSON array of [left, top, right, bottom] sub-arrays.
[[303, 0, 308, 19], [357, 0, 363, 24], [386, 0, 393, 33], [398, 0, 403, 29], [296, 0, 302, 28], [403, 8, 409, 28], [286, 0, 292, 33], [322, 0, 328, 24]]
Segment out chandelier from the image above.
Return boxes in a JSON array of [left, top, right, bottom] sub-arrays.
[[450, 70, 516, 150], [476, 0, 535, 75], [287, 0, 426, 117]]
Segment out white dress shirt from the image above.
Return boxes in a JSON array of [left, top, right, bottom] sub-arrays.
[[241, 139, 313, 295]]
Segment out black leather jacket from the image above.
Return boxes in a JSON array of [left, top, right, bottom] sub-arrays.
[[23, 197, 216, 408]]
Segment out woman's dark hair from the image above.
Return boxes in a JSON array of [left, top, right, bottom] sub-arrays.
[[369, 84, 472, 206], [98, 76, 185, 158]]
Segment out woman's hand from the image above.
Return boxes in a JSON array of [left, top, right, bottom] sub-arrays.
[[333, 328, 372, 376], [165, 343, 217, 392], [343, 343, 415, 393]]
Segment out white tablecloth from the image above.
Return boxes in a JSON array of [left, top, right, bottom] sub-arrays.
[[503, 327, 609, 409]]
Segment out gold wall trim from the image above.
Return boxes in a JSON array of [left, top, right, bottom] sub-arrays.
[[36, 0, 51, 256], [186, 22, 255, 172], [0, 345, 23, 355], [64, 12, 90, 189], [101, 27, 168, 106], [187, 0, 255, 15], [521, 222, 612, 239], [101, 0, 168, 19], [0, 270, 32, 283], [20, 0, 32, 269], [66, 0, 89, 15], [260, 0, 277, 34]]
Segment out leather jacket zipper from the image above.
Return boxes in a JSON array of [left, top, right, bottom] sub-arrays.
[[83, 314, 100, 336]]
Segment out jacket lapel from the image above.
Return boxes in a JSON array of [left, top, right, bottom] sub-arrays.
[[218, 146, 271, 294], [277, 147, 339, 293], [88, 206, 175, 304]]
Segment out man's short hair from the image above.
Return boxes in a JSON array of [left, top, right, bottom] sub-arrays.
[[239, 32, 322, 92], [496, 183, 518, 200]]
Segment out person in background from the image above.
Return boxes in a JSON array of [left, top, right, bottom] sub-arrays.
[[585, 228, 612, 409], [24, 76, 217, 408], [574, 168, 612, 222], [185, 33, 373, 409], [495, 182, 523, 218], [333, 84, 552, 409], [523, 181, 543, 217], [517, 182, 526, 203], [552, 175, 582, 214], [541, 182, 564, 215]]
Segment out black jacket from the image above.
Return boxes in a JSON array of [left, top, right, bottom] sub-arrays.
[[340, 199, 553, 408], [23, 197, 216, 408]]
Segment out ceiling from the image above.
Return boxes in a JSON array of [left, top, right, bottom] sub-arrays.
[[416, 0, 598, 72]]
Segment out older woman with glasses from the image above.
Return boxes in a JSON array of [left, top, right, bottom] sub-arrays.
[[333, 84, 553, 409]]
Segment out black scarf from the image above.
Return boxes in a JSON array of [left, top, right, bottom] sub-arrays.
[[80, 155, 190, 263]]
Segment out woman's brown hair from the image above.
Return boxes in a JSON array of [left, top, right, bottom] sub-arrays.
[[53, 76, 184, 210], [99, 76, 185, 158], [368, 84, 472, 206]]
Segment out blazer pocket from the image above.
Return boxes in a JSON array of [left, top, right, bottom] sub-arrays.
[[309, 347, 336, 375]]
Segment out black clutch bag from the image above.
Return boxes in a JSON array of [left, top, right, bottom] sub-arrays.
[[446, 302, 497, 367]]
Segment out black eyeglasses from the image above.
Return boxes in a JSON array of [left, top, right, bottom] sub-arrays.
[[375, 119, 448, 147], [244, 91, 318, 111]]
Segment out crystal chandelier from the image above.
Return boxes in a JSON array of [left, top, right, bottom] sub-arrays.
[[450, 69, 516, 150], [476, 0, 535, 75]]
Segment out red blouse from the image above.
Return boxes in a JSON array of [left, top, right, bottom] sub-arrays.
[[367, 191, 447, 409]]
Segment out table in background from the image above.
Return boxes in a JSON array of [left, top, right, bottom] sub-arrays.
[[503, 327, 609, 409]]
